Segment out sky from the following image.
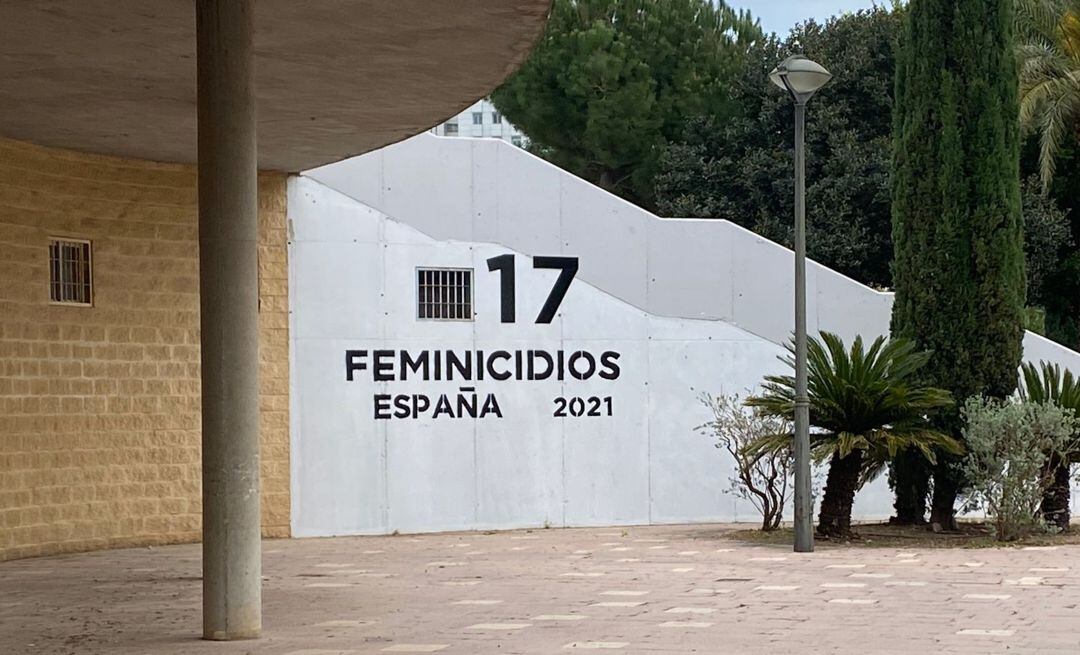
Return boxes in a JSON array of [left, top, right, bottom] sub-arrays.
[[735, 0, 885, 36]]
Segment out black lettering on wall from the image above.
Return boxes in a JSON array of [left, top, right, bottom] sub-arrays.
[[373, 350, 395, 381], [528, 350, 554, 380], [374, 394, 392, 419], [446, 350, 472, 380], [599, 351, 621, 380], [486, 254, 516, 323], [487, 350, 512, 380], [568, 350, 596, 380], [533, 256, 578, 324], [345, 350, 368, 381], [400, 350, 430, 381]]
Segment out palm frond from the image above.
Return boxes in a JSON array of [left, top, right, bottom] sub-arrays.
[[1020, 360, 1080, 412], [1016, 0, 1080, 190], [1038, 89, 1079, 189], [745, 332, 957, 480]]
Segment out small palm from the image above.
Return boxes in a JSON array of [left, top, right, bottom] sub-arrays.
[[747, 332, 958, 537]]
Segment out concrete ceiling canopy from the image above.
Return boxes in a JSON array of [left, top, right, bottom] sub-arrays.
[[0, 0, 551, 172]]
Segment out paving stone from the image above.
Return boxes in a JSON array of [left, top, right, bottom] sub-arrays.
[[3, 524, 1078, 655]]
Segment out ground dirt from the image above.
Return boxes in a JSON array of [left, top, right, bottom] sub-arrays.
[[726, 521, 1080, 549]]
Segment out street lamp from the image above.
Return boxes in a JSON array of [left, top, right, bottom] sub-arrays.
[[769, 54, 832, 554]]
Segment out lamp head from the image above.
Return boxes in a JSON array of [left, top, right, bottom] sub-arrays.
[[769, 54, 832, 103]]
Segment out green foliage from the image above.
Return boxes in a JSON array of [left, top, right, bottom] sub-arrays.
[[1021, 360, 1080, 414], [697, 393, 792, 531], [490, 0, 760, 208], [1025, 306, 1048, 335], [890, 0, 1027, 525], [1020, 110, 1080, 352], [1015, 0, 1080, 191], [747, 332, 958, 479], [1019, 360, 1080, 529], [656, 8, 900, 287], [960, 397, 1079, 540], [1043, 251, 1080, 348], [1022, 177, 1074, 308], [747, 332, 957, 536]]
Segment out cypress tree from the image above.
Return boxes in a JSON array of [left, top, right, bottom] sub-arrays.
[[890, 0, 1026, 528]]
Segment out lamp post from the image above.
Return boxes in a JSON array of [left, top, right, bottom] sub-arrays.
[[769, 55, 832, 554]]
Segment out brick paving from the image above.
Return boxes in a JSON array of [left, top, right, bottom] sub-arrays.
[[2, 524, 1079, 654]]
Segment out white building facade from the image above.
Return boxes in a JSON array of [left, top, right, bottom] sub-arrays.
[[430, 98, 527, 146], [288, 133, 1080, 538]]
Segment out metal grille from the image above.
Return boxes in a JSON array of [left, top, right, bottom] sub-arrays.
[[49, 238, 93, 305], [417, 268, 473, 320]]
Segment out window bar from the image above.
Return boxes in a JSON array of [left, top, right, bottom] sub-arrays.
[[427, 269, 433, 319], [49, 242, 57, 301], [75, 243, 83, 303], [423, 269, 430, 319], [82, 243, 91, 303], [452, 270, 459, 319], [436, 269, 444, 320]]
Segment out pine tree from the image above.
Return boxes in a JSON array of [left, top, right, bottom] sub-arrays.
[[890, 0, 1027, 528], [490, 0, 760, 209]]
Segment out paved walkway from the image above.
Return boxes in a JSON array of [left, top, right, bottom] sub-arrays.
[[2, 524, 1078, 654]]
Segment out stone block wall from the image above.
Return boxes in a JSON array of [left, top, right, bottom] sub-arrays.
[[0, 138, 290, 560]]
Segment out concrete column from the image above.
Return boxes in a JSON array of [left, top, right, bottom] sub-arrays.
[[196, 0, 261, 640]]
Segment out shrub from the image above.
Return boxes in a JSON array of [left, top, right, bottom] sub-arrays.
[[698, 393, 792, 531], [960, 397, 1079, 541], [746, 332, 958, 538], [1020, 361, 1080, 530]]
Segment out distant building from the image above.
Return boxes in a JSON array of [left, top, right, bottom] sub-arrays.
[[431, 98, 527, 147]]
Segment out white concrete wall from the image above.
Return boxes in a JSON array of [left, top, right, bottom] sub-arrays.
[[306, 132, 1072, 367], [297, 133, 1080, 532], [288, 176, 796, 537]]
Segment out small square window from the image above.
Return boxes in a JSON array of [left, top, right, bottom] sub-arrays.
[[444, 122, 459, 136], [472, 112, 484, 125], [511, 135, 523, 147], [417, 268, 473, 320], [49, 238, 93, 306], [492, 111, 502, 124]]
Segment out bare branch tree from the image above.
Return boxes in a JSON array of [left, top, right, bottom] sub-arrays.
[[697, 392, 793, 531]]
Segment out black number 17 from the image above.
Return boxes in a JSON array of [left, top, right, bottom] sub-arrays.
[[486, 254, 578, 324]]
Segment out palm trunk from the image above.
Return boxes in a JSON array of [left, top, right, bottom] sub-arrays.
[[816, 450, 863, 539], [929, 455, 961, 531], [891, 448, 931, 525], [1041, 454, 1071, 532]]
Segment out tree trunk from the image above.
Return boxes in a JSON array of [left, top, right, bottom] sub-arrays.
[[816, 450, 863, 539], [930, 455, 961, 531], [891, 448, 931, 525], [1041, 454, 1071, 532]]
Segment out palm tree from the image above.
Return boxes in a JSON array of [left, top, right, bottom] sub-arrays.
[[1019, 360, 1080, 530], [747, 332, 959, 539], [1016, 0, 1080, 191]]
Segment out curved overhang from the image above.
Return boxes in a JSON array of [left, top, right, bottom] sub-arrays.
[[0, 0, 550, 172]]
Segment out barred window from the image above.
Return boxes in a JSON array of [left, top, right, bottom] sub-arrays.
[[49, 238, 93, 306], [417, 268, 473, 320]]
